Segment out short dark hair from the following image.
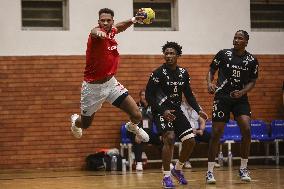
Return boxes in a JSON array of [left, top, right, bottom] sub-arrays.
[[99, 8, 114, 17], [236, 30, 249, 41], [162, 41, 182, 56]]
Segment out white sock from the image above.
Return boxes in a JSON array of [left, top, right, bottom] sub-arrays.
[[163, 171, 171, 177], [240, 158, 248, 169], [175, 160, 184, 170], [72, 115, 79, 127], [208, 162, 215, 172]]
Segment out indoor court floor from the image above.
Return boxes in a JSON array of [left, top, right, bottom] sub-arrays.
[[0, 165, 283, 189]]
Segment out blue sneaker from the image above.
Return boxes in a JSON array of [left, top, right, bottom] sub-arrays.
[[171, 168, 188, 185], [162, 176, 174, 189], [239, 168, 251, 182]]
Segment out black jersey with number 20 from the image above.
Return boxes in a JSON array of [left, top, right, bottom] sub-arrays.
[[210, 48, 259, 96]]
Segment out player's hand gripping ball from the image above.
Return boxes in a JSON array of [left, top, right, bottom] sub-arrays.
[[138, 8, 155, 24]]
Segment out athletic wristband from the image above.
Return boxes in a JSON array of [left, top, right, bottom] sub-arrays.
[[131, 17, 137, 23]]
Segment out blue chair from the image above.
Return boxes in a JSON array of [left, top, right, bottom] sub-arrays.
[[270, 120, 284, 165], [222, 120, 241, 142], [120, 123, 133, 169], [250, 120, 271, 141], [271, 120, 284, 140], [205, 120, 213, 133], [152, 123, 159, 135], [120, 123, 132, 144]]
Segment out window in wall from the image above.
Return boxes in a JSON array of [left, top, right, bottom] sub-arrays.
[[21, 0, 69, 30], [250, 0, 284, 31], [133, 0, 178, 31]]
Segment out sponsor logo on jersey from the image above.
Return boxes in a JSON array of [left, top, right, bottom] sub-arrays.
[[107, 45, 117, 51]]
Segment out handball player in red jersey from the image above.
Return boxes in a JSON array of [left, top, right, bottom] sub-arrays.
[[70, 8, 149, 142]]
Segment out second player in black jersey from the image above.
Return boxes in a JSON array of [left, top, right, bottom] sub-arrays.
[[145, 41, 208, 188], [210, 48, 258, 98], [205, 30, 259, 184]]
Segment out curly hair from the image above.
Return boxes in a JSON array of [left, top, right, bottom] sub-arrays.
[[162, 41, 182, 56], [99, 8, 114, 17], [236, 30, 249, 41]]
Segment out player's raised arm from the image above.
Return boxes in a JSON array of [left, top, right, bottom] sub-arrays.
[[115, 8, 155, 33]]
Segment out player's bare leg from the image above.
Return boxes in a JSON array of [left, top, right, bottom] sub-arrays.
[[206, 122, 225, 184], [179, 138, 195, 163], [71, 113, 95, 138], [237, 115, 252, 182], [171, 138, 195, 185], [162, 131, 175, 188]]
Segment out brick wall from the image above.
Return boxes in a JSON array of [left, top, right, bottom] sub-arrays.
[[0, 55, 283, 169]]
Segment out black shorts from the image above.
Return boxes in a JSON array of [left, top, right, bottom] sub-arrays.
[[212, 95, 251, 123], [153, 110, 194, 142]]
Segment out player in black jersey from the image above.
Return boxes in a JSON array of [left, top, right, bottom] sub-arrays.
[[145, 41, 208, 188], [205, 30, 259, 184]]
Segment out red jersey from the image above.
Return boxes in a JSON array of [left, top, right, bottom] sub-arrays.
[[84, 27, 119, 82]]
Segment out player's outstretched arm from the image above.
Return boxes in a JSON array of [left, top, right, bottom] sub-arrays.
[[115, 18, 134, 33], [115, 8, 150, 33]]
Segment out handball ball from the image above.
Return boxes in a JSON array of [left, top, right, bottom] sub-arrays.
[[141, 8, 155, 24]]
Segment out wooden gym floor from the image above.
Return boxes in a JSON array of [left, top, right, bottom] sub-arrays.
[[0, 165, 283, 189]]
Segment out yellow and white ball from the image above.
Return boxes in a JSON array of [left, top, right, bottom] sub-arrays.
[[141, 8, 155, 24]]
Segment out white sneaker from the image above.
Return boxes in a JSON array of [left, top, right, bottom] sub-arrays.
[[71, 114, 82, 138], [136, 162, 143, 171], [125, 122, 149, 142], [239, 168, 251, 182], [170, 163, 174, 170], [184, 161, 192, 169], [206, 171, 216, 184], [125, 122, 138, 133], [137, 128, 149, 142]]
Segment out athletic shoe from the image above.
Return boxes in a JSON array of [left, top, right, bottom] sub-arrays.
[[214, 162, 221, 168], [71, 114, 82, 138], [171, 168, 188, 185], [136, 162, 143, 171], [239, 168, 251, 182], [125, 122, 138, 133], [206, 171, 216, 184], [162, 176, 174, 189], [125, 122, 149, 142], [184, 161, 192, 169]]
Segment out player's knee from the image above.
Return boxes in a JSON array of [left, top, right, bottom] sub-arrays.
[[182, 137, 196, 146]]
